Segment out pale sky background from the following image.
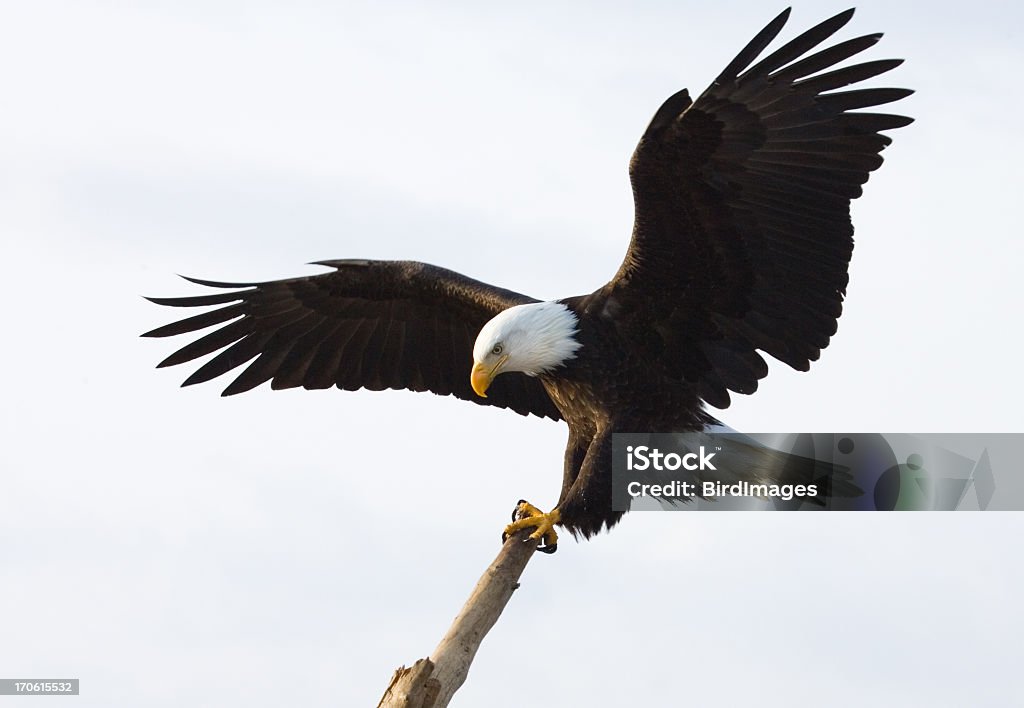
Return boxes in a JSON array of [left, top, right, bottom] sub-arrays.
[[2, 1, 1022, 706]]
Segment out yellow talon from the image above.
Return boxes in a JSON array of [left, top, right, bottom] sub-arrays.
[[502, 500, 560, 553]]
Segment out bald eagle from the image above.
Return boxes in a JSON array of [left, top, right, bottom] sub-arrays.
[[144, 8, 911, 550]]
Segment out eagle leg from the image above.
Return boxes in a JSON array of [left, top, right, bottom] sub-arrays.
[[502, 499, 560, 554]]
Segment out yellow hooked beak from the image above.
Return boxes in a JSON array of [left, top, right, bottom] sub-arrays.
[[471, 356, 508, 398]]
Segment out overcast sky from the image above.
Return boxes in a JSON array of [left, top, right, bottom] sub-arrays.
[[1, 1, 1022, 706]]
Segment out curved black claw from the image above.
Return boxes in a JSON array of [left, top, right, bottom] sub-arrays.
[[501, 500, 530, 543], [510, 499, 528, 523]]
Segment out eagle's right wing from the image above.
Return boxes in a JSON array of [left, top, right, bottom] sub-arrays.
[[143, 259, 563, 420]]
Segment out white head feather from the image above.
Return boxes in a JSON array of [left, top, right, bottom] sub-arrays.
[[472, 301, 581, 376]]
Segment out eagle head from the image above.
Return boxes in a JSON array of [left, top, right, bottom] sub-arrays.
[[470, 302, 581, 397]]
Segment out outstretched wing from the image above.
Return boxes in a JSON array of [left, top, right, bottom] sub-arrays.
[[143, 259, 562, 420], [605, 8, 912, 408]]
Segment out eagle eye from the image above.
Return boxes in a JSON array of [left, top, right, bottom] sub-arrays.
[[492, 344, 503, 356]]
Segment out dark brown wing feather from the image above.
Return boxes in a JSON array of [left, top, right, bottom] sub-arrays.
[[143, 260, 562, 420], [603, 7, 912, 408]]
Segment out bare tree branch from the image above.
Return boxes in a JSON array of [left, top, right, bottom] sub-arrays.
[[377, 526, 542, 707]]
